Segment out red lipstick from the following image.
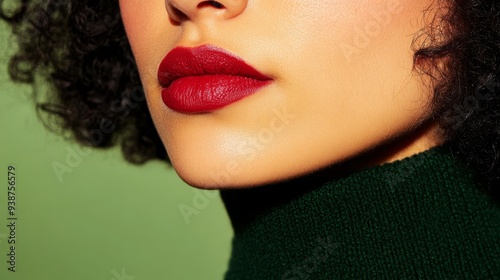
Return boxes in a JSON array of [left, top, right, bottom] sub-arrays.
[[157, 45, 272, 113]]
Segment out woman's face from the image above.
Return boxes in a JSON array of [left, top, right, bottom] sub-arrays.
[[120, 0, 441, 188]]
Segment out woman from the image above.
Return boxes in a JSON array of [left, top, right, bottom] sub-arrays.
[[1, 0, 499, 278]]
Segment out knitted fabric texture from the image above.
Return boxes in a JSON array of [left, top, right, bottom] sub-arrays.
[[220, 145, 500, 279]]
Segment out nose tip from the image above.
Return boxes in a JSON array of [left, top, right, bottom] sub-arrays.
[[165, 0, 247, 23]]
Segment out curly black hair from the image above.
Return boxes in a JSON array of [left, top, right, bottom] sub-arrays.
[[1, 0, 499, 198], [1, 0, 167, 164]]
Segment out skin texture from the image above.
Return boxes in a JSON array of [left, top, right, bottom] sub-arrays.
[[119, 0, 442, 189]]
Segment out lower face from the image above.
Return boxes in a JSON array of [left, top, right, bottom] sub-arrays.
[[120, 0, 442, 189]]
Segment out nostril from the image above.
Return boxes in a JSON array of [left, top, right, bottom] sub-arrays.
[[198, 1, 224, 9], [167, 4, 188, 23]]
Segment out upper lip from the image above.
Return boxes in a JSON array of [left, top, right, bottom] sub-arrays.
[[157, 44, 271, 87]]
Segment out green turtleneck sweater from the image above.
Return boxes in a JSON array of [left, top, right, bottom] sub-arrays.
[[220, 145, 500, 279]]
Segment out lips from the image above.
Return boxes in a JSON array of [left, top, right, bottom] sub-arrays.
[[157, 45, 272, 113]]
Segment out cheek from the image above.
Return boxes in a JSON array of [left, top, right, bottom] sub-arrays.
[[119, 1, 175, 82], [269, 0, 435, 163], [281, 0, 431, 107], [119, 0, 179, 135], [119, 1, 159, 50]]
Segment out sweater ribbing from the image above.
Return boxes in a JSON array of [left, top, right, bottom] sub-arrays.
[[220, 145, 500, 279]]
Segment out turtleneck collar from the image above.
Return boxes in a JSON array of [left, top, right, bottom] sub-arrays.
[[220, 145, 500, 279]]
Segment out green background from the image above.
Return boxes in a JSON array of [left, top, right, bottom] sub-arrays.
[[0, 21, 232, 280]]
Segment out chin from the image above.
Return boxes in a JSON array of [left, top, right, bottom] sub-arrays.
[[168, 120, 442, 190], [169, 156, 278, 190]]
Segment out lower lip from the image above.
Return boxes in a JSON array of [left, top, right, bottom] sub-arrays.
[[161, 75, 272, 113]]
